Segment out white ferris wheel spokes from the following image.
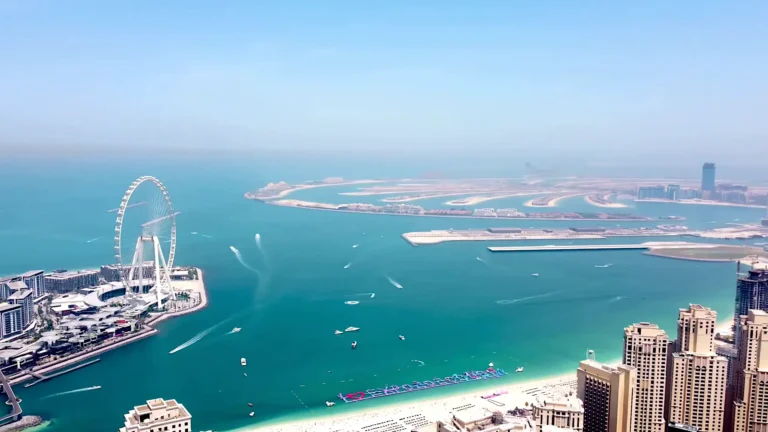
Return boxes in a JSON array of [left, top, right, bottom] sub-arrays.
[[114, 176, 178, 309]]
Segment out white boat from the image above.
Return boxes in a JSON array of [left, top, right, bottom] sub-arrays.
[[531, 273, 539, 277], [334, 330, 343, 335], [352, 244, 359, 248], [326, 401, 336, 407], [488, 362, 494, 367], [344, 262, 351, 269], [370, 293, 375, 298], [516, 367, 524, 373], [241, 358, 247, 366], [231, 327, 242, 333], [399, 335, 405, 340], [243, 373, 248, 377], [249, 412, 254, 417], [345, 326, 360, 332], [351, 341, 357, 349]]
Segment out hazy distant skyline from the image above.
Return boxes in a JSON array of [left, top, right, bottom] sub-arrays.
[[1, 1, 767, 157]]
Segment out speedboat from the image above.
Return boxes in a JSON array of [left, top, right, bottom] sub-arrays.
[[231, 327, 241, 333], [399, 335, 405, 341], [326, 401, 335, 407], [243, 373, 248, 377], [345, 326, 360, 332], [249, 412, 254, 417], [241, 358, 247, 366], [334, 330, 343, 335], [488, 362, 494, 367], [531, 273, 539, 277], [248, 403, 254, 407], [351, 341, 357, 349], [516, 367, 524, 373]]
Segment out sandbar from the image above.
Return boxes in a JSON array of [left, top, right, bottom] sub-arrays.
[[524, 193, 586, 208], [585, 194, 628, 208], [444, 191, 552, 206]]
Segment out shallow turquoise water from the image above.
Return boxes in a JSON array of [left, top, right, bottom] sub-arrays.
[[0, 156, 761, 432]]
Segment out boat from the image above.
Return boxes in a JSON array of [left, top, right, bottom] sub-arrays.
[[248, 403, 254, 407], [352, 244, 359, 248], [344, 262, 351, 269], [249, 412, 254, 417], [399, 335, 405, 341], [243, 373, 248, 377], [231, 327, 241, 333], [351, 341, 357, 349], [488, 362, 494, 367], [326, 401, 336, 407], [334, 330, 343, 335], [516, 367, 524, 372], [531, 273, 539, 277], [370, 293, 375, 298], [345, 326, 360, 332], [241, 358, 247, 366]]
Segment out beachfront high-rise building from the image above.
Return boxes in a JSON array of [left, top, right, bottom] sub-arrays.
[[119, 398, 191, 432], [734, 268, 768, 347], [668, 305, 728, 432], [623, 322, 668, 432], [702, 163, 716, 192], [531, 397, 584, 432], [732, 310, 768, 432], [577, 358, 636, 432], [44, 270, 100, 294]]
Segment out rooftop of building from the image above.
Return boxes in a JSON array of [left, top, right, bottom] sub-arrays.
[[18, 270, 43, 277], [668, 422, 700, 432], [8, 289, 34, 300], [44, 269, 99, 280], [579, 359, 635, 374], [625, 322, 667, 337], [679, 304, 716, 318], [6, 281, 27, 291], [0, 303, 22, 313], [532, 396, 583, 412]]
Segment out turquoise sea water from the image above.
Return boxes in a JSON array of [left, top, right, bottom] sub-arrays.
[[0, 156, 765, 432]]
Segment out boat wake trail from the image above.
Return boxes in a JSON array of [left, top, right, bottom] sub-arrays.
[[43, 386, 102, 399], [476, 257, 488, 264], [344, 301, 360, 305], [229, 246, 261, 275], [411, 359, 425, 366], [170, 315, 239, 354], [496, 292, 557, 305], [594, 264, 613, 268], [608, 296, 626, 303], [352, 244, 359, 249], [344, 262, 352, 269], [86, 237, 101, 243], [387, 276, 403, 289]]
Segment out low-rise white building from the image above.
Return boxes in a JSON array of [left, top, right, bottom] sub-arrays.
[[119, 398, 191, 432]]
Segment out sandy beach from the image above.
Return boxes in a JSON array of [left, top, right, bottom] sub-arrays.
[[444, 191, 552, 206], [585, 195, 628, 208], [523, 193, 586, 208], [231, 371, 581, 432]]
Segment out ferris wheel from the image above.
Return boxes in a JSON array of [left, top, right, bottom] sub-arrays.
[[113, 176, 178, 308]]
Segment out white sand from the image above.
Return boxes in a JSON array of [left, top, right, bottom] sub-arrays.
[[444, 191, 553, 206], [523, 193, 586, 208], [584, 195, 628, 208], [635, 199, 766, 209], [229, 372, 580, 432]]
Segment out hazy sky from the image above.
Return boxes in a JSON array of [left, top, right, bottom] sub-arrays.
[[1, 1, 767, 157]]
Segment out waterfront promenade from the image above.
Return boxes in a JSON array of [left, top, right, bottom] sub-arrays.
[[7, 268, 207, 387]]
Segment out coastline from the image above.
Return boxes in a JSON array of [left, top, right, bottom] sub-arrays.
[[227, 369, 583, 432], [585, 195, 628, 208], [8, 268, 207, 387], [245, 180, 386, 201], [260, 200, 654, 223], [443, 191, 553, 206], [635, 198, 767, 209], [523, 193, 587, 208]]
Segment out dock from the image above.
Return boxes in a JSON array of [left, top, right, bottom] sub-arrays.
[[488, 242, 715, 253], [0, 371, 21, 424], [23, 358, 100, 388]]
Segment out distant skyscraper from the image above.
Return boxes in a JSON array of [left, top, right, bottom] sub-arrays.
[[733, 268, 768, 347], [577, 356, 636, 432], [702, 163, 716, 192], [623, 322, 668, 432], [732, 310, 768, 432], [668, 305, 727, 432]]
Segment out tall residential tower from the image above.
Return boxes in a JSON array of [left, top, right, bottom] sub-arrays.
[[668, 305, 728, 432], [577, 356, 636, 432], [702, 163, 716, 192], [732, 310, 768, 432], [623, 322, 669, 432]]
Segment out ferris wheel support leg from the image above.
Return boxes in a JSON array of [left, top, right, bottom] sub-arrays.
[[127, 236, 144, 296], [154, 236, 175, 301], [153, 237, 163, 309]]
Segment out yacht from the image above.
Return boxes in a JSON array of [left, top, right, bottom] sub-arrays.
[[241, 358, 247, 366], [516, 367, 524, 373], [326, 401, 336, 407], [398, 335, 405, 341], [488, 362, 494, 367], [531, 273, 539, 277], [345, 326, 360, 332], [351, 341, 357, 349], [231, 327, 241, 333], [334, 330, 343, 335]]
